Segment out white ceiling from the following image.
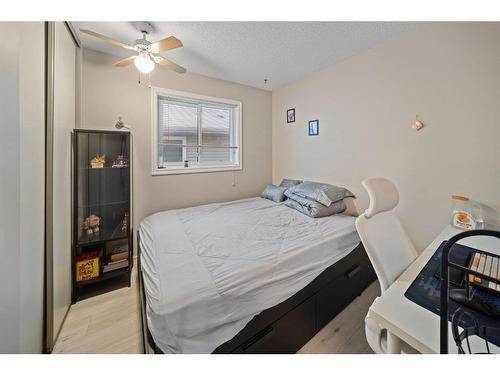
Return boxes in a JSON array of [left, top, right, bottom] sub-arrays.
[[74, 22, 420, 90]]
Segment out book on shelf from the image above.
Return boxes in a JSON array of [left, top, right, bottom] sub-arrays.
[[103, 259, 129, 273], [110, 252, 128, 262]]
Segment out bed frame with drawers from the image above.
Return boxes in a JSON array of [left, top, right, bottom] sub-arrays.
[[137, 232, 376, 354]]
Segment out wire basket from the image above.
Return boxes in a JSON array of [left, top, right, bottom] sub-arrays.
[[440, 230, 500, 354]]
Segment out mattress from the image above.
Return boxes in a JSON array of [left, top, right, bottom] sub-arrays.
[[139, 197, 360, 353]]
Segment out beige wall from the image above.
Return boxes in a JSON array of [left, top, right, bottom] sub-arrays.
[[272, 23, 500, 250], [80, 49, 272, 234]]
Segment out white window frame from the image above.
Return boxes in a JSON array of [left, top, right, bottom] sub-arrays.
[[151, 87, 242, 176]]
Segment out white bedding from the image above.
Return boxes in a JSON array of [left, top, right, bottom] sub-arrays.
[[139, 197, 360, 353]]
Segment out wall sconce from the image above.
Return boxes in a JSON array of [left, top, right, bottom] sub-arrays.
[[412, 115, 424, 131]]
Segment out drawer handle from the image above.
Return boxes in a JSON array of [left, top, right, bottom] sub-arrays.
[[346, 265, 361, 278], [242, 326, 274, 352]]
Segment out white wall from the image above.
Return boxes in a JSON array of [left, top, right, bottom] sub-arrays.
[[272, 23, 500, 250], [0, 22, 44, 353], [80, 49, 272, 234]]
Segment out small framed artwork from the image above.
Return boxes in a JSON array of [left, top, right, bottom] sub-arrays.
[[308, 120, 319, 136], [287, 108, 295, 123]]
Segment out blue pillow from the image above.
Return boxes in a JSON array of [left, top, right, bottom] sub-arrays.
[[279, 179, 303, 189], [288, 181, 354, 207], [261, 184, 287, 203], [284, 192, 347, 218]]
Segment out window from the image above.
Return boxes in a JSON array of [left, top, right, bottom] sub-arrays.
[[152, 87, 242, 175]]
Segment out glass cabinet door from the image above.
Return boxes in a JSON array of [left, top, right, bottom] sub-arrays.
[[75, 132, 130, 247]]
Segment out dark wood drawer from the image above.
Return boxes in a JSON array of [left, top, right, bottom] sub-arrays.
[[236, 296, 316, 354], [316, 255, 375, 329], [211, 244, 376, 354]]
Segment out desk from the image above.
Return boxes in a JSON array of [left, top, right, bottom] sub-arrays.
[[369, 225, 500, 354]]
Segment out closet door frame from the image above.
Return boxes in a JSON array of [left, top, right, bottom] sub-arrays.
[[44, 21, 81, 354]]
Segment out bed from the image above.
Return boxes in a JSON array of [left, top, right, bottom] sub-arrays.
[[138, 197, 376, 354]]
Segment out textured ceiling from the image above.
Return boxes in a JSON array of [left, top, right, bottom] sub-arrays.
[[74, 22, 420, 90]]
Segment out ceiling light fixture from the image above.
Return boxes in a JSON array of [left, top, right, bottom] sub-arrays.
[[79, 25, 186, 75], [134, 53, 155, 74]]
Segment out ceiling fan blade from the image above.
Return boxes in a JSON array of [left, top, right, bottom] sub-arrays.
[[150, 36, 183, 54], [114, 56, 137, 67], [157, 57, 186, 74], [80, 29, 135, 51]]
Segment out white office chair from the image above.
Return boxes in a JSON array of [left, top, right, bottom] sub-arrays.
[[355, 178, 419, 354]]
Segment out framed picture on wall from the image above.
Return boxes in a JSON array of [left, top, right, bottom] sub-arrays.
[[287, 108, 295, 123], [308, 120, 319, 136]]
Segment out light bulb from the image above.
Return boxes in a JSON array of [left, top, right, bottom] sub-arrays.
[[134, 54, 155, 74]]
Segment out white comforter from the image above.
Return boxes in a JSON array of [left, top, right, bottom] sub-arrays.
[[139, 197, 360, 353]]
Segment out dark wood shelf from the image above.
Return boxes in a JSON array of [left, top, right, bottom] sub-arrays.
[[80, 166, 129, 171], [76, 267, 130, 287], [77, 223, 128, 247], [77, 235, 129, 248], [78, 200, 128, 208]]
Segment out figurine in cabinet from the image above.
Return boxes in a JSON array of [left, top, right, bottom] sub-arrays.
[[112, 155, 128, 168], [121, 213, 129, 232], [90, 154, 105, 168], [82, 214, 101, 236]]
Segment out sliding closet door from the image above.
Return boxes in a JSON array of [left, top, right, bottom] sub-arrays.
[[0, 22, 45, 353], [46, 22, 78, 352]]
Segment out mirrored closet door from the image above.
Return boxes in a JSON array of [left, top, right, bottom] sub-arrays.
[[45, 21, 80, 353]]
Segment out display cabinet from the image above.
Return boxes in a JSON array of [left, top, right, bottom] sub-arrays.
[[72, 129, 132, 302]]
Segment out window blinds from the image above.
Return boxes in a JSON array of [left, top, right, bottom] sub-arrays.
[[157, 95, 237, 167]]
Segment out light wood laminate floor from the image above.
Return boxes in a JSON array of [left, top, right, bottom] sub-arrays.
[[53, 268, 380, 354]]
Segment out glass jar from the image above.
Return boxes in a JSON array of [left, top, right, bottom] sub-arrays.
[[451, 195, 480, 230]]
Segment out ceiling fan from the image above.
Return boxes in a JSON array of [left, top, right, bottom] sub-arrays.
[[80, 22, 186, 75]]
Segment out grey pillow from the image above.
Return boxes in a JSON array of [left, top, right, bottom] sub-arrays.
[[261, 184, 287, 203], [279, 179, 303, 189], [287, 181, 354, 207], [284, 192, 347, 218]]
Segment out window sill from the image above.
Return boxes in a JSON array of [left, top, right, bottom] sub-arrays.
[[152, 165, 242, 176]]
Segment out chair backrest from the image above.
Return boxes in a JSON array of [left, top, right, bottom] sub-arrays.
[[355, 178, 418, 293]]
